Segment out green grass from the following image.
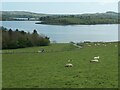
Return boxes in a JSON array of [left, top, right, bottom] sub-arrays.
[[2, 42, 118, 88]]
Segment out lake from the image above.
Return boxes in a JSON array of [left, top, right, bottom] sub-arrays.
[[0, 21, 118, 43]]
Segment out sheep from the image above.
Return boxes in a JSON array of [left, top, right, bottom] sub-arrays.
[[38, 49, 45, 53], [94, 56, 100, 60], [38, 50, 42, 53], [115, 45, 117, 47], [41, 49, 45, 52], [65, 63, 73, 67], [73, 43, 83, 48], [90, 59, 99, 63], [103, 44, 106, 46], [77, 46, 83, 48], [73, 43, 77, 46]]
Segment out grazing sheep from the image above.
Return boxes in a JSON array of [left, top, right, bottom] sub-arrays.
[[73, 43, 83, 48], [77, 46, 83, 48], [90, 59, 99, 63], [73, 43, 77, 46], [103, 44, 106, 46], [115, 45, 117, 47], [94, 56, 100, 60], [41, 49, 45, 52], [38, 49, 45, 53], [65, 63, 73, 67], [38, 50, 42, 53]]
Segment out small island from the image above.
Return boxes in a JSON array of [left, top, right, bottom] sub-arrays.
[[36, 11, 119, 25]]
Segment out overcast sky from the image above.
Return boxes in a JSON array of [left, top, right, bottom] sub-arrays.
[[1, 1, 119, 14]]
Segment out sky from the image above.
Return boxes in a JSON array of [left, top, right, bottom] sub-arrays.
[[1, 0, 120, 2], [1, 1, 119, 14]]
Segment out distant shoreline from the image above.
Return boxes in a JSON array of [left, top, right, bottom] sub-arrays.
[[35, 22, 119, 25], [1, 11, 119, 25], [1, 20, 119, 25]]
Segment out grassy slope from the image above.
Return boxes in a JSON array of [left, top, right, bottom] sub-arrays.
[[2, 43, 118, 88]]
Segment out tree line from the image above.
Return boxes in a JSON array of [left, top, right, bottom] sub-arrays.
[[2, 11, 119, 25], [37, 14, 118, 25], [1, 27, 50, 49]]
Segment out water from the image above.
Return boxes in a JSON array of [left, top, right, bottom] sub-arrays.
[[1, 21, 118, 43]]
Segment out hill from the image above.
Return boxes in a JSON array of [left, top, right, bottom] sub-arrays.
[[1, 11, 48, 21], [2, 42, 118, 88], [1, 11, 119, 25]]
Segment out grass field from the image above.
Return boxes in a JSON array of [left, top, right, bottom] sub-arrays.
[[2, 42, 118, 88]]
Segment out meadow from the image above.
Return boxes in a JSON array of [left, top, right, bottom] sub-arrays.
[[2, 42, 118, 88]]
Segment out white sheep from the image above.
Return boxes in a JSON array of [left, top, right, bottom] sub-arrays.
[[115, 45, 117, 47], [65, 63, 73, 67], [94, 56, 100, 60], [90, 59, 99, 63], [97, 43, 100, 45], [73, 43, 77, 46], [38, 50, 42, 53]]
